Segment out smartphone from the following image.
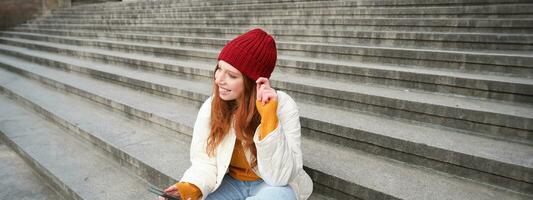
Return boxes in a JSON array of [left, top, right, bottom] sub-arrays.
[[147, 183, 181, 200]]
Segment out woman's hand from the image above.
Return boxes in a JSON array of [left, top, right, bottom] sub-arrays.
[[256, 77, 277, 105], [255, 77, 279, 140], [157, 185, 183, 200]]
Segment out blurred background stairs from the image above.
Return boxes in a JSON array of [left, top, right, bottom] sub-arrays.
[[0, 0, 532, 199]]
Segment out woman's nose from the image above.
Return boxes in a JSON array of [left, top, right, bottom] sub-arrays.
[[215, 74, 225, 85]]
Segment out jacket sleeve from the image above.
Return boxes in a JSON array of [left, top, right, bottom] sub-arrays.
[[179, 97, 217, 199], [253, 92, 303, 186]]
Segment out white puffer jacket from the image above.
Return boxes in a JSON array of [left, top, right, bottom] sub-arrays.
[[180, 90, 313, 200]]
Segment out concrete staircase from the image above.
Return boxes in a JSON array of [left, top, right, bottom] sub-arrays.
[[0, 0, 532, 199]]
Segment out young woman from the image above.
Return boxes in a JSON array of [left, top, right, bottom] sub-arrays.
[[159, 28, 313, 200]]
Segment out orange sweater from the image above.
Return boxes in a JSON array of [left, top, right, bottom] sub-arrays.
[[175, 100, 278, 200]]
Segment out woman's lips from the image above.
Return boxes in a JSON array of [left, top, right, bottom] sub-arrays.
[[219, 86, 231, 94]]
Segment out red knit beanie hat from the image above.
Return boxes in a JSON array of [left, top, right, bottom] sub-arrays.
[[218, 28, 277, 81]]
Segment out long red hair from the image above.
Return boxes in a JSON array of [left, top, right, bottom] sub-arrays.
[[207, 65, 261, 167]]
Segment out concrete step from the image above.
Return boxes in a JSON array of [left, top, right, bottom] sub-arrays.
[[0, 141, 64, 200], [1, 37, 531, 144], [71, 0, 120, 6], [0, 53, 530, 200], [0, 65, 197, 194], [0, 96, 156, 200], [0, 59, 333, 200], [25, 18, 533, 34], [55, 0, 533, 14], [18, 21, 533, 39], [5, 29, 533, 81], [4, 31, 531, 79], [13, 26, 533, 52], [2, 31, 532, 105], [47, 4, 533, 19], [71, 0, 325, 10], [0, 48, 531, 196], [302, 137, 531, 200], [0, 55, 337, 200]]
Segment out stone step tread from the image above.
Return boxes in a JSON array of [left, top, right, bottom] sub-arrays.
[[0, 60, 328, 200], [307, 192, 336, 200], [49, 3, 533, 16], [0, 49, 531, 174], [0, 142, 63, 200], [21, 23, 528, 35], [13, 27, 533, 53], [278, 69, 533, 119], [18, 24, 533, 37], [0, 62, 528, 200], [72, 0, 327, 8], [0, 41, 213, 94], [0, 96, 155, 200], [2, 38, 532, 123], [300, 100, 533, 171], [283, 40, 533, 57], [0, 67, 194, 182], [303, 137, 530, 200], [0, 36, 213, 74], [31, 17, 533, 26], [4, 32, 533, 80], [49, 6, 533, 14], [0, 51, 200, 127], [281, 54, 533, 86], [2, 37, 532, 119], [6, 30, 533, 56], [41, 13, 533, 21], [12, 27, 533, 44], [60, 0, 533, 11], [7, 32, 533, 75]]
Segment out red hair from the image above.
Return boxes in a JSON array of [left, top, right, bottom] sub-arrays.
[[207, 65, 261, 167]]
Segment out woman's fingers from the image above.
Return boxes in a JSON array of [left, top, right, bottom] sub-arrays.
[[159, 185, 180, 200], [256, 77, 274, 104], [256, 83, 264, 102], [261, 90, 270, 104], [164, 185, 176, 193], [256, 78, 270, 101], [256, 77, 268, 85], [260, 90, 277, 105], [256, 78, 271, 90]]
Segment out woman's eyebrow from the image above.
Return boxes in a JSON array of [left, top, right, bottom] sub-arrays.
[[228, 71, 240, 76], [219, 65, 241, 76]]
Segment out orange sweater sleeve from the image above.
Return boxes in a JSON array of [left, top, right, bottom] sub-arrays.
[[256, 99, 279, 140], [174, 182, 202, 200]]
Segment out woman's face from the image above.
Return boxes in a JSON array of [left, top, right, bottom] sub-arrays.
[[214, 60, 244, 101]]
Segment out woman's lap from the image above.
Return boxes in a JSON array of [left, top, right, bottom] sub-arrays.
[[205, 175, 296, 200]]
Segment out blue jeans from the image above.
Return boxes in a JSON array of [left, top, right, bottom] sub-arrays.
[[205, 174, 296, 200]]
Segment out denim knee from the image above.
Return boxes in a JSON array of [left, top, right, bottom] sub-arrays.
[[247, 185, 296, 200]]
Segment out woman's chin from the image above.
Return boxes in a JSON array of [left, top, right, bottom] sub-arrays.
[[219, 95, 235, 101]]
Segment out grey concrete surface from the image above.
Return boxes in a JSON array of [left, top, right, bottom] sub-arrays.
[[0, 95, 156, 200], [0, 48, 530, 197], [1, 47, 532, 189], [52, 0, 533, 15], [8, 27, 533, 51], [0, 141, 63, 200], [22, 18, 533, 34], [1, 57, 531, 199], [0, 40, 530, 144], [45, 4, 533, 20]]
